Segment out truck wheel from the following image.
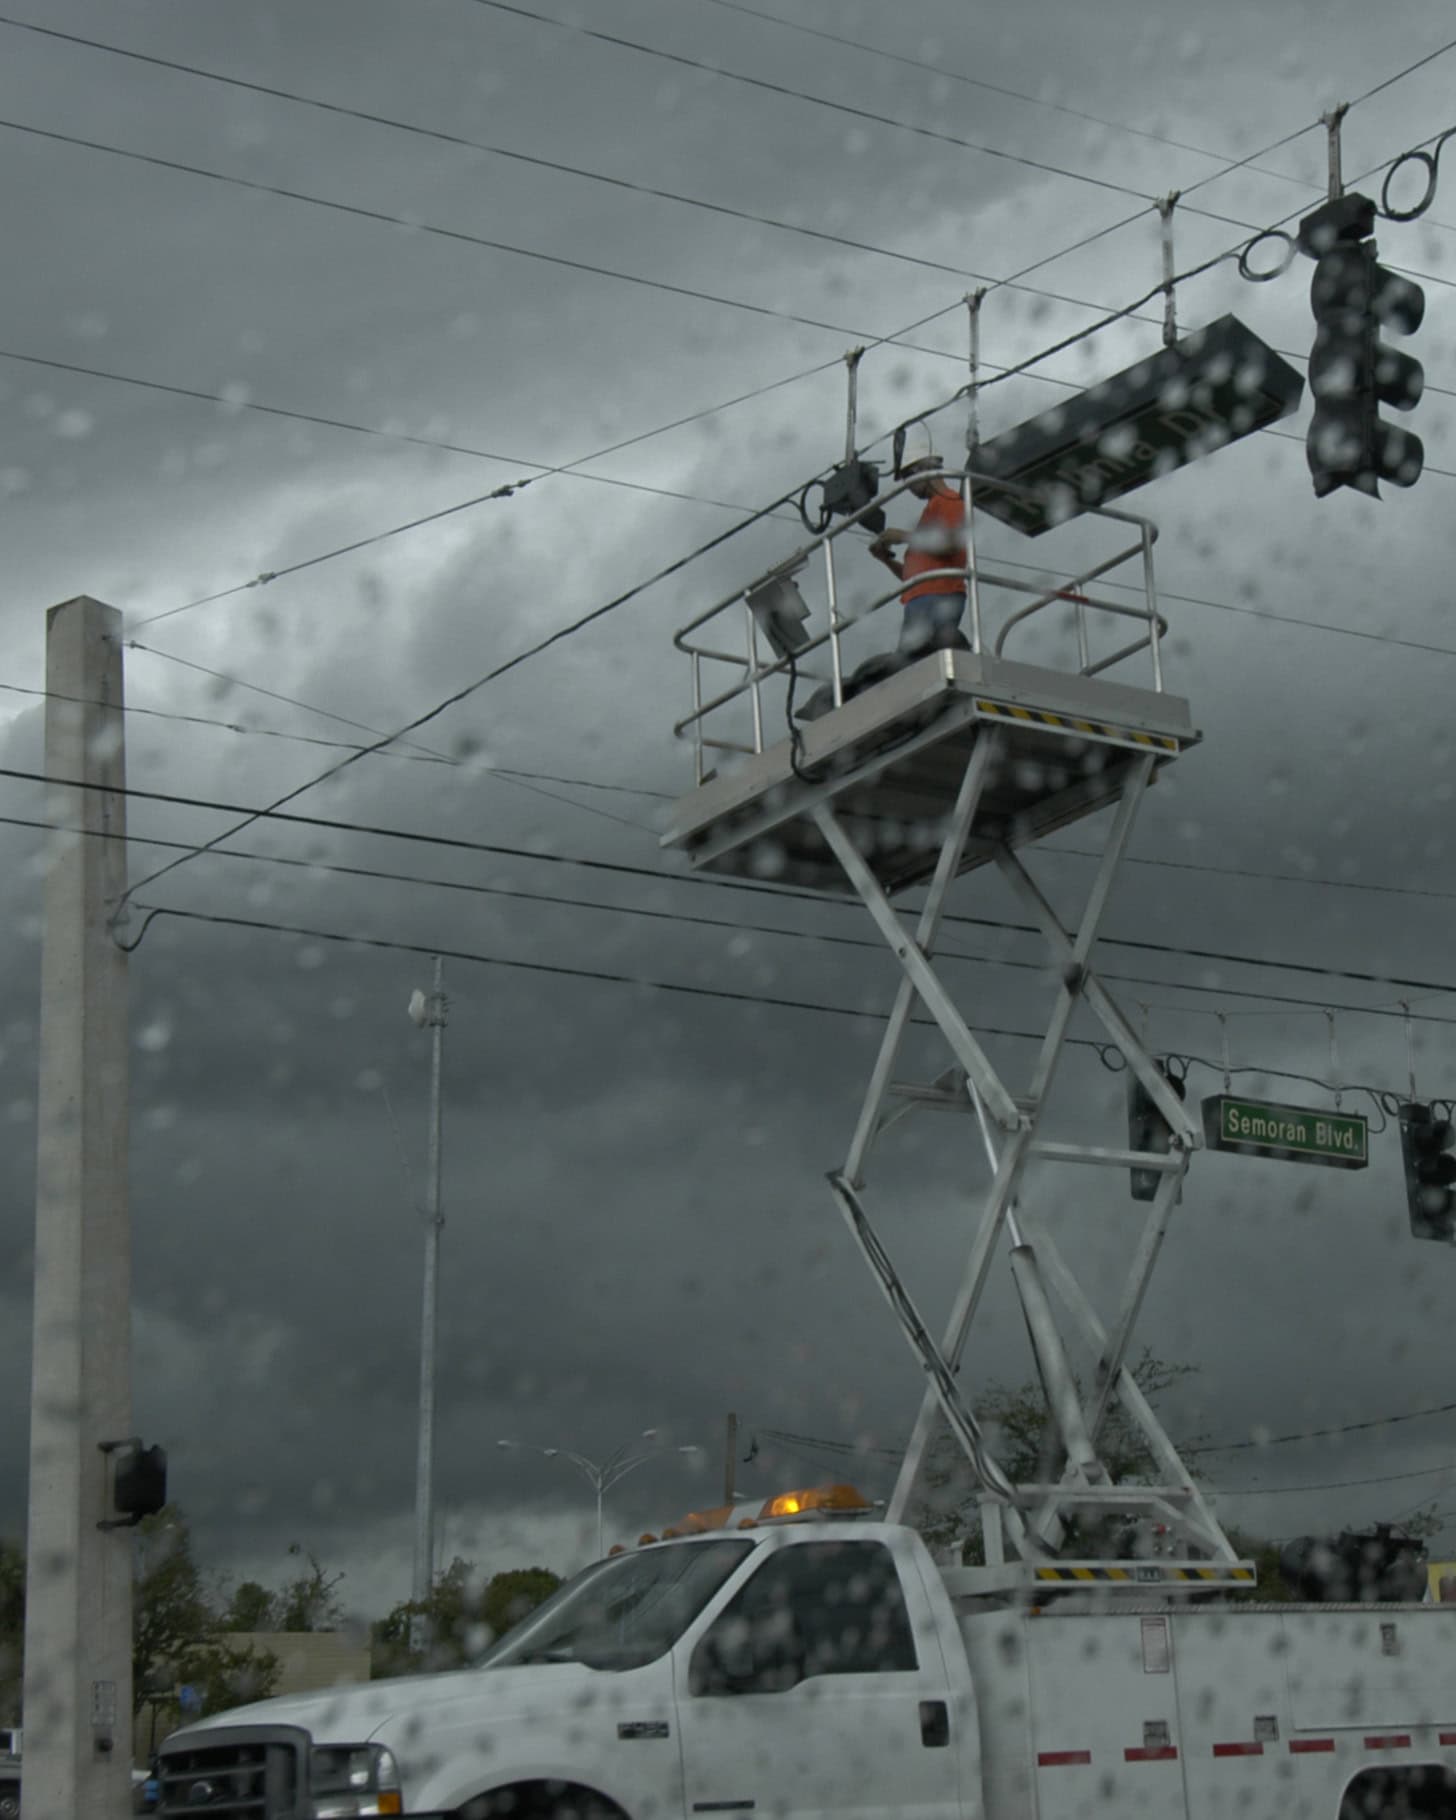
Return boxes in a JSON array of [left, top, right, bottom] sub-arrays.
[[457, 1785, 620, 1820], [0, 1780, 18, 1819]]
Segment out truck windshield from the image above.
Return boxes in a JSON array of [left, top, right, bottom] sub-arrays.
[[478, 1539, 754, 1672]]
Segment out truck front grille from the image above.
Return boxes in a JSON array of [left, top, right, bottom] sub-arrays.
[[157, 1724, 306, 1819]]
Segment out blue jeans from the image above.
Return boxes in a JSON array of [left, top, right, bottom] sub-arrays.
[[899, 591, 966, 653]]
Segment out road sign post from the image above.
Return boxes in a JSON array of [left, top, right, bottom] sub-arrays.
[[1201, 1095, 1369, 1169]]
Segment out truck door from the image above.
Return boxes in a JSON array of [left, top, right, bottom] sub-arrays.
[[673, 1536, 963, 1820]]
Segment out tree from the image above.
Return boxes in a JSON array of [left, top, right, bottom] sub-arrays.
[[371, 1561, 561, 1680], [132, 1510, 281, 1721], [905, 1351, 1200, 1562], [132, 1511, 218, 1712], [220, 1580, 277, 1633], [1399, 1503, 1444, 1543], [273, 1545, 344, 1633], [1223, 1530, 1296, 1602], [372, 1557, 474, 1679], [480, 1568, 560, 1641]]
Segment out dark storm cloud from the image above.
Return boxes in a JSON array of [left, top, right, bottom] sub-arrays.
[[3, 0, 1456, 1606]]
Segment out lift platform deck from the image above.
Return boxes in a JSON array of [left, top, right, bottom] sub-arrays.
[[661, 646, 1197, 895]]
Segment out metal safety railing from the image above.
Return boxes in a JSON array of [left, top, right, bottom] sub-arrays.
[[671, 467, 1167, 784]]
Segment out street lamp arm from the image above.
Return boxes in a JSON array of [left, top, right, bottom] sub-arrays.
[[499, 1432, 699, 1557], [600, 1445, 698, 1494], [500, 1440, 569, 1466], [556, 1450, 605, 1484]]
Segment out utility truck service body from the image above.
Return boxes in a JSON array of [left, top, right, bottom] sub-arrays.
[[159, 1518, 1456, 1820]]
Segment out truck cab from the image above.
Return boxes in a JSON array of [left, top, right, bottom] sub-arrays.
[[159, 1518, 977, 1820]]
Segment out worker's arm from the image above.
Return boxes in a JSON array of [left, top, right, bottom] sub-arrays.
[[869, 528, 909, 578]]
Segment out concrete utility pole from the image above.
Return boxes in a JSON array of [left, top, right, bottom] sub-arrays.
[[23, 598, 133, 1819], [409, 958, 447, 1612], [723, 1412, 738, 1506]]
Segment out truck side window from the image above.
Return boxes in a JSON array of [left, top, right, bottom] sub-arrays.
[[690, 1541, 918, 1695]]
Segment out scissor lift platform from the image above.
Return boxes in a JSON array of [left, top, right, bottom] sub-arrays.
[[662, 648, 1199, 895], [661, 480, 1246, 1587]]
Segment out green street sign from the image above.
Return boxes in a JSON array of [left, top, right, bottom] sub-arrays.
[[1202, 1095, 1369, 1170]]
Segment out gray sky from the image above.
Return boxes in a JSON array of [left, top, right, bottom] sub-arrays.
[[3, 0, 1456, 1618]]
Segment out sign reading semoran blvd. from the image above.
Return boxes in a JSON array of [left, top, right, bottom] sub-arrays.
[[1202, 1095, 1369, 1170]]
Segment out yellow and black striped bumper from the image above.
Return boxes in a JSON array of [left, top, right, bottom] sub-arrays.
[[1033, 1565, 1256, 1584], [975, 698, 1182, 754]]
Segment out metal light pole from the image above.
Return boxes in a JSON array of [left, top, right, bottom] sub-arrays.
[[409, 958, 447, 1611], [497, 1431, 699, 1558]]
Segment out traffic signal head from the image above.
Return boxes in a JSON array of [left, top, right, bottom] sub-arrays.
[[112, 1442, 168, 1525], [1397, 1101, 1456, 1242], [1127, 1065, 1186, 1202], [821, 459, 886, 537], [1299, 193, 1425, 498]]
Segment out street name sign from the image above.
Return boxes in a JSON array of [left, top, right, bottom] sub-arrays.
[[971, 315, 1305, 537], [1201, 1094, 1369, 1170]]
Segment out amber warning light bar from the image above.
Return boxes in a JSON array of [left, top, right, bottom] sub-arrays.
[[629, 1484, 873, 1547]]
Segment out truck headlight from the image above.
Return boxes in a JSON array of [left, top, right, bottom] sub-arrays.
[[308, 1744, 402, 1817]]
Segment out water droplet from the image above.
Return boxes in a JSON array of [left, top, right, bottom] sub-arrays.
[[137, 1017, 173, 1054]]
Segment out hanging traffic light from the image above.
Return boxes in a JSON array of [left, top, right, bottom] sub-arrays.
[[1397, 1101, 1456, 1242], [1297, 192, 1424, 498], [1127, 1064, 1186, 1202]]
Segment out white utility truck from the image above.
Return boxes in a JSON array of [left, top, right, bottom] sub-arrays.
[[157, 1489, 1456, 1820]]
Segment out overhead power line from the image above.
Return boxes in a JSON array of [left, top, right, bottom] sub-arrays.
[[5, 12, 1384, 405], [0, 672, 652, 836], [749, 1421, 1456, 1508], [464, 0, 1332, 247], [122, 616, 1456, 900], [124, 642, 456, 763], [9, 229, 1450, 502], [0, 345, 835, 516], [0, 117, 979, 365], [106, 628, 1456, 906], [0, 678, 439, 765], [465, 0, 1161, 206], [1225, 1459, 1456, 1497], [1355, 32, 1456, 102], [931, 122, 1456, 421], [692, 0, 1324, 184], [20, 285, 1456, 564], [107, 899, 1452, 1126], [1188, 1398, 1456, 1457], [22, 10, 1420, 409], [120, 643, 673, 799], [762, 1396, 1456, 1466], [10, 806, 1456, 1033], [14, 762, 1456, 1009], [127, 345, 851, 628], [0, 11, 1126, 294]]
